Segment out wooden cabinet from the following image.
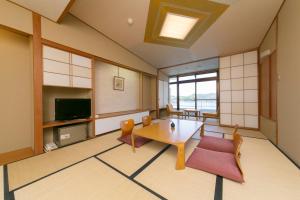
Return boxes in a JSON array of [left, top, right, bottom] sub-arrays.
[[42, 45, 92, 89]]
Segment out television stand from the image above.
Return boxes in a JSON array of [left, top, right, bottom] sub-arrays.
[[43, 118, 93, 129]]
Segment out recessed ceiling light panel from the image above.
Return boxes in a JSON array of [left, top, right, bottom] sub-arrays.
[[159, 13, 199, 40]]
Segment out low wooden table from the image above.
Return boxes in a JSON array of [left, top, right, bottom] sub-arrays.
[[131, 119, 203, 170], [184, 109, 201, 119]]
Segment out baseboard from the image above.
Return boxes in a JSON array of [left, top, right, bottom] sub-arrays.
[[0, 147, 34, 165], [219, 123, 259, 131]]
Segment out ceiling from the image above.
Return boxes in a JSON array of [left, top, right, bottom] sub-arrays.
[[8, 0, 73, 22], [69, 0, 283, 69], [161, 57, 219, 76]]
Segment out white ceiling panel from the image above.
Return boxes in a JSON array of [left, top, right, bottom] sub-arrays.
[[67, 0, 283, 69]]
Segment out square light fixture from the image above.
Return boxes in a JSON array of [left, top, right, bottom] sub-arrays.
[[159, 12, 199, 40]]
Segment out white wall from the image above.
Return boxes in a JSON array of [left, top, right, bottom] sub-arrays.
[[95, 61, 140, 114]]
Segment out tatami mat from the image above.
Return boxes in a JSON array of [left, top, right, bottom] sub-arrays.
[[0, 166, 3, 200], [98, 141, 167, 176], [135, 139, 216, 200], [223, 135, 300, 200], [14, 158, 159, 200], [205, 125, 267, 139], [8, 131, 122, 191]]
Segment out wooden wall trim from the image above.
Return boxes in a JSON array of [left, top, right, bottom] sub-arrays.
[[91, 58, 96, 138], [156, 69, 160, 118], [0, 147, 34, 165], [32, 13, 43, 155]]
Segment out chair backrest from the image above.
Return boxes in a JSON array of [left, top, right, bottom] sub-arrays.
[[232, 124, 239, 136], [233, 133, 244, 176], [120, 119, 134, 137], [142, 115, 152, 127], [166, 103, 174, 113]]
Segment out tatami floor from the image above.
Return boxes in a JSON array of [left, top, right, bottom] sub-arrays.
[[1, 119, 300, 200]]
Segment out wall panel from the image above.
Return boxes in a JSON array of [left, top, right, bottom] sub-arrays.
[[219, 50, 258, 128]]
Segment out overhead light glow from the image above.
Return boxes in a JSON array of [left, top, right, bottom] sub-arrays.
[[159, 12, 198, 40]]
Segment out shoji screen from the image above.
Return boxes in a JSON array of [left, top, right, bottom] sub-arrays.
[[219, 50, 259, 129]]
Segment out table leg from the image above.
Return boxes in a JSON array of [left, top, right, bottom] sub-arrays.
[[200, 123, 205, 137], [131, 134, 136, 153], [176, 143, 185, 170]]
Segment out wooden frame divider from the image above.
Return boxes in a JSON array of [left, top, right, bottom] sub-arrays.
[[32, 13, 44, 155]]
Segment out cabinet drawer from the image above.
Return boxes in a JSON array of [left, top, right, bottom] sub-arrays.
[[72, 77, 91, 88], [43, 59, 70, 75], [71, 54, 91, 68], [43, 46, 69, 63], [72, 65, 91, 78], [43, 72, 70, 87]]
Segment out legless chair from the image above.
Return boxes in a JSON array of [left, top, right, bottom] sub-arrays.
[[202, 107, 219, 123], [233, 133, 244, 178], [166, 103, 184, 119], [119, 119, 150, 147], [120, 119, 135, 137], [142, 116, 152, 127], [198, 124, 239, 154]]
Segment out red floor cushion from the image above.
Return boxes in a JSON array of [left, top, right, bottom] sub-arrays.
[[197, 136, 234, 154], [186, 148, 244, 183], [118, 135, 151, 148]]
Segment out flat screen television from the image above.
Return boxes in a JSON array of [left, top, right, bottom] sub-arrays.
[[55, 98, 91, 120]]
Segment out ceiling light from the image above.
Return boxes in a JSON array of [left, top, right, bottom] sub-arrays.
[[159, 12, 198, 40]]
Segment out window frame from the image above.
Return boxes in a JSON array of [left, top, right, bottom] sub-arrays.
[[169, 69, 219, 110]]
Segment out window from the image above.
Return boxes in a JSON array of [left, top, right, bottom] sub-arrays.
[[169, 77, 177, 83], [178, 75, 195, 81], [196, 81, 217, 112], [169, 71, 218, 111], [179, 82, 195, 109], [196, 72, 217, 79]]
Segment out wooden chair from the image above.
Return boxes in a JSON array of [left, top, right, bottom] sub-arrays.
[[120, 119, 134, 137], [233, 132, 244, 177], [202, 107, 219, 123], [142, 116, 152, 127], [166, 103, 184, 118]]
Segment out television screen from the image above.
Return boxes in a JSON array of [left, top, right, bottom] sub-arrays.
[[55, 98, 91, 120]]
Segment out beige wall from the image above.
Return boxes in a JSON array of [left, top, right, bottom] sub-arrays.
[[276, 0, 300, 165], [260, 20, 277, 54], [260, 116, 276, 143], [158, 71, 169, 81], [95, 61, 140, 114], [142, 75, 157, 110], [41, 14, 157, 75], [259, 19, 277, 143], [0, 28, 33, 153], [0, 0, 32, 34]]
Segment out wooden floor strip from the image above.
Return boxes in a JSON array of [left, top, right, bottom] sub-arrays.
[[214, 175, 223, 200]]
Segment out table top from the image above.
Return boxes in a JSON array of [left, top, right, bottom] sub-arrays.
[[133, 119, 202, 145]]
